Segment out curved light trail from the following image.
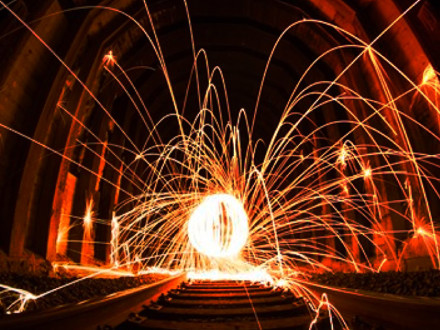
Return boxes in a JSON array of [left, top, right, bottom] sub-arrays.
[[0, 1, 438, 328]]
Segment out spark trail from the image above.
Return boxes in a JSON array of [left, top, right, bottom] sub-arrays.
[[0, 1, 439, 328]]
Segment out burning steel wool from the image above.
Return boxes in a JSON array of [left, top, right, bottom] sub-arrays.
[[187, 194, 249, 258], [0, 0, 439, 328]]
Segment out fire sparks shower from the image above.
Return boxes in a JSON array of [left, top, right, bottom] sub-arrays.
[[0, 0, 439, 327]]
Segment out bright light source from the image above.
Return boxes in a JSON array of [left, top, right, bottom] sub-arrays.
[[103, 50, 116, 67], [187, 193, 249, 258], [363, 167, 372, 179]]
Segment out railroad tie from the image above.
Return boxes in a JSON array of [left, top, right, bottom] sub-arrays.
[[115, 280, 333, 329]]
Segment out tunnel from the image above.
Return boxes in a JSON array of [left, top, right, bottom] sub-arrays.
[[0, 0, 440, 329]]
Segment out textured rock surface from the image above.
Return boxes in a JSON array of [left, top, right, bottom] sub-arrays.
[[311, 270, 440, 297], [0, 273, 169, 314]]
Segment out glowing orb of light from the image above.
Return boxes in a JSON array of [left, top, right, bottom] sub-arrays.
[[187, 194, 249, 258]]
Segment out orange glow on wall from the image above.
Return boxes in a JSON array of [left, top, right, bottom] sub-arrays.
[[94, 141, 107, 192], [81, 198, 95, 264], [55, 173, 77, 256]]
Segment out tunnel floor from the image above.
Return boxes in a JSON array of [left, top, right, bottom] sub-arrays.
[[116, 280, 332, 329]]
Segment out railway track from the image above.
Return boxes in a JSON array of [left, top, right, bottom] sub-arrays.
[[3, 275, 439, 329], [0, 274, 186, 330], [115, 280, 332, 329]]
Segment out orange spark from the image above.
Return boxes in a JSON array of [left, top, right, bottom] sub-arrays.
[[83, 198, 94, 247], [421, 65, 438, 86], [103, 50, 116, 67], [363, 166, 372, 180], [337, 145, 348, 168]]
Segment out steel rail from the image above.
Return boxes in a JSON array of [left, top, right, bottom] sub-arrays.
[[305, 281, 440, 329], [0, 273, 186, 330]]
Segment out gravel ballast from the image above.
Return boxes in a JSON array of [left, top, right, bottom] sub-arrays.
[[311, 270, 440, 297], [0, 273, 170, 314]]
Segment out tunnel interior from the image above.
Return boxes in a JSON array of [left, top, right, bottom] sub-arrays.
[[0, 0, 440, 326]]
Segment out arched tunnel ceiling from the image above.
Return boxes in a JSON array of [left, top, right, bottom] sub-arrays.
[[93, 0, 362, 143], [79, 0, 440, 147]]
